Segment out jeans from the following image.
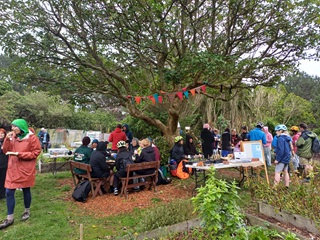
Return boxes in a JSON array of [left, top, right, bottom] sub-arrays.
[[264, 146, 271, 166]]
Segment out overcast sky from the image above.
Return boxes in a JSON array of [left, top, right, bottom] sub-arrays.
[[299, 60, 320, 77]]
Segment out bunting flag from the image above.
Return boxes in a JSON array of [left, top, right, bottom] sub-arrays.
[[201, 85, 206, 93], [148, 95, 156, 105], [176, 92, 183, 100], [183, 90, 189, 99], [128, 84, 208, 105], [167, 93, 176, 102], [135, 96, 142, 104], [153, 93, 159, 103]]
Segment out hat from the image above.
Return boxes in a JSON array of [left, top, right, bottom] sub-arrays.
[[256, 122, 264, 128], [82, 136, 91, 146], [12, 119, 29, 139], [92, 139, 99, 144], [290, 126, 299, 132]]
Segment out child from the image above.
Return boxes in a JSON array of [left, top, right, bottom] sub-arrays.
[[273, 125, 292, 187]]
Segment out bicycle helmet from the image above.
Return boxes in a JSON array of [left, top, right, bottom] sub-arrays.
[[275, 124, 287, 131], [175, 136, 183, 143], [290, 126, 299, 132], [117, 140, 127, 148]]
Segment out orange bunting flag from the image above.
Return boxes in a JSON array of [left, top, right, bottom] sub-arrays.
[[160, 90, 166, 94], [190, 89, 196, 96], [176, 92, 183, 100], [167, 93, 176, 102], [158, 96, 163, 103], [148, 95, 156, 105], [201, 85, 206, 93], [135, 96, 142, 104]]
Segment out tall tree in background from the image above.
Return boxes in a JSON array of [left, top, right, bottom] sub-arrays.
[[0, 0, 319, 142]]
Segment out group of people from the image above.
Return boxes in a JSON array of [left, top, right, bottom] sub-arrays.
[[198, 121, 317, 187], [73, 124, 170, 197]]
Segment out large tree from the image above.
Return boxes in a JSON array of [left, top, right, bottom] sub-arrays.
[[0, 0, 319, 142]]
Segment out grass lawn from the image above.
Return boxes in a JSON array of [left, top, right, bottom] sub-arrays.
[[0, 171, 197, 240]]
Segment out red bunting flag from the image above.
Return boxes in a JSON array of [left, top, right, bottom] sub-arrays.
[[176, 92, 183, 100], [182, 87, 187, 92], [135, 96, 142, 104], [148, 95, 156, 105], [158, 96, 163, 103], [201, 85, 206, 93]]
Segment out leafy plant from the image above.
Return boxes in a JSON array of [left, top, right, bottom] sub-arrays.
[[192, 167, 247, 239]]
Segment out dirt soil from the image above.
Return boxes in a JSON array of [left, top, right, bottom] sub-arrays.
[[60, 165, 320, 239]]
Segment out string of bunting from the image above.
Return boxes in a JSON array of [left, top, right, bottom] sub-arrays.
[[127, 84, 207, 105]]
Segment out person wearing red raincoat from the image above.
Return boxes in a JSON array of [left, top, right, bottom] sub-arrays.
[[0, 119, 41, 230]]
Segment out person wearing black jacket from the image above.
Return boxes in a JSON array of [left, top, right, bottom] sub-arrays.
[[0, 128, 8, 199], [90, 141, 111, 194], [113, 141, 133, 195], [170, 136, 186, 164], [200, 123, 215, 158], [221, 128, 232, 157], [134, 138, 156, 175], [183, 135, 200, 156]]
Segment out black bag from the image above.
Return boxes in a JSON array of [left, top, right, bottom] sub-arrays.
[[157, 169, 171, 185], [72, 180, 91, 202], [123, 157, 134, 170]]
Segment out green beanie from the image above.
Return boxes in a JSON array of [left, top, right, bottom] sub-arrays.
[[12, 119, 29, 139]]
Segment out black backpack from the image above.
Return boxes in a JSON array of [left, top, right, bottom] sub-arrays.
[[72, 180, 91, 202], [123, 157, 134, 170]]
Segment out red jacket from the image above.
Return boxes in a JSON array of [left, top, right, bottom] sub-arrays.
[[108, 128, 127, 151], [2, 131, 41, 189]]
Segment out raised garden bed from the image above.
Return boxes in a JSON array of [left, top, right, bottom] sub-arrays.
[[38, 160, 70, 173], [258, 201, 320, 236]]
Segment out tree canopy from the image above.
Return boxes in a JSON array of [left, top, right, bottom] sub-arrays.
[[1, 0, 320, 141]]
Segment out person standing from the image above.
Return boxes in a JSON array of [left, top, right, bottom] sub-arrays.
[[108, 124, 127, 153], [274, 125, 292, 187], [200, 123, 214, 159], [39, 128, 50, 153], [290, 126, 301, 171], [263, 126, 273, 167], [0, 128, 8, 199], [248, 122, 267, 144], [122, 124, 133, 150], [240, 126, 249, 141], [296, 123, 317, 182], [0, 119, 41, 229], [221, 128, 232, 157]]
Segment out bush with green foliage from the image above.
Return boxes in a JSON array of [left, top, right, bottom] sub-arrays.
[[192, 168, 248, 239]]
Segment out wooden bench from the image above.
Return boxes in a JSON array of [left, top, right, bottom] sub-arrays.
[[69, 161, 109, 198], [120, 161, 160, 199]]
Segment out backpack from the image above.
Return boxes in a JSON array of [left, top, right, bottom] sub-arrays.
[[72, 180, 91, 202], [311, 136, 320, 154], [123, 157, 134, 171], [301, 132, 320, 154], [176, 160, 192, 179]]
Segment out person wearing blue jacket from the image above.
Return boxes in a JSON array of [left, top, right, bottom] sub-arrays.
[[248, 122, 267, 145], [274, 125, 292, 187]]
